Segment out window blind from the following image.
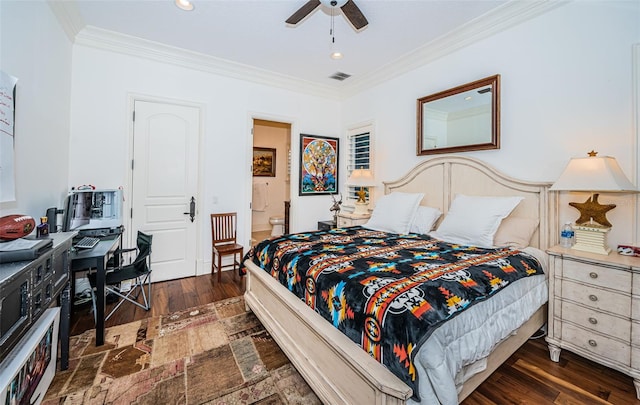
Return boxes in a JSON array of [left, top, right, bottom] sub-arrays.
[[347, 131, 371, 201]]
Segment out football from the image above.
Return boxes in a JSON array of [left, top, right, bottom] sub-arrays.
[[0, 215, 36, 240]]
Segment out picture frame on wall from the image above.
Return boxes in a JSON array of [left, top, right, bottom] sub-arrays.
[[252, 147, 276, 177], [299, 134, 339, 196]]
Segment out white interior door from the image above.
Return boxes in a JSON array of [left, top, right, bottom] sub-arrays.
[[131, 100, 200, 282]]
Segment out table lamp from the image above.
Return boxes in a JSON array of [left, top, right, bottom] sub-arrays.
[[347, 168, 375, 215], [550, 151, 637, 254]]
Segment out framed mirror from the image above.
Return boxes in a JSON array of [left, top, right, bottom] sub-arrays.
[[417, 74, 500, 155]]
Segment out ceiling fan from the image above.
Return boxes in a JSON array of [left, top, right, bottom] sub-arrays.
[[286, 0, 369, 30]]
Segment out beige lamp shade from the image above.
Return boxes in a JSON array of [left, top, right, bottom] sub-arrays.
[[550, 155, 637, 192], [347, 169, 375, 214], [347, 168, 375, 187]]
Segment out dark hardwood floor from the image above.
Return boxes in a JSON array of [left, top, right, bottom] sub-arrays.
[[70, 273, 640, 404], [69, 272, 245, 336]]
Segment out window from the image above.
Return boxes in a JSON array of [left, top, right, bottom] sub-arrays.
[[346, 124, 373, 202]]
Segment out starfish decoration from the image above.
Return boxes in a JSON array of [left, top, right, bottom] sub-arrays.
[[569, 193, 616, 227]]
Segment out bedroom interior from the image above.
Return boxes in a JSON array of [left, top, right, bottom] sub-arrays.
[[1, 0, 640, 404]]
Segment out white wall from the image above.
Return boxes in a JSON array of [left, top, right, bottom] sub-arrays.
[[69, 45, 340, 271], [341, 1, 640, 249], [0, 1, 72, 222]]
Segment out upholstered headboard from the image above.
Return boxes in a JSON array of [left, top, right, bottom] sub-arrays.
[[383, 156, 556, 250]]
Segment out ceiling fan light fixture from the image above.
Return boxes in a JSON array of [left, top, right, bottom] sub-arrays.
[[330, 51, 343, 60], [320, 0, 348, 8], [175, 0, 194, 11]]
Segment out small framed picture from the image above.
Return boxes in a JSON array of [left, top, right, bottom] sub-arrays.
[[253, 147, 276, 177]]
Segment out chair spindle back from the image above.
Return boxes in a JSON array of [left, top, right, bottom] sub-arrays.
[[211, 212, 237, 245]]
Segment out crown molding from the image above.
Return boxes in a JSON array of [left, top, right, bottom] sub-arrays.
[[74, 26, 342, 100], [47, 0, 84, 43], [339, 1, 570, 99], [48, 0, 568, 101]]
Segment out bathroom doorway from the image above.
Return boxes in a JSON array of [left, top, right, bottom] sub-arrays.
[[251, 119, 291, 246]]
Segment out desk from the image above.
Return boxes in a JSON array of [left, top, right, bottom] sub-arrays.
[[71, 235, 120, 346]]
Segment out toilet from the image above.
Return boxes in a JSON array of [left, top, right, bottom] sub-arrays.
[[269, 215, 285, 236]]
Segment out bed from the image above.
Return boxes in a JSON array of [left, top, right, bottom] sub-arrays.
[[243, 156, 556, 404]]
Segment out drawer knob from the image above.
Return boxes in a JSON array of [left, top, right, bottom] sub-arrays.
[[589, 272, 598, 279], [589, 294, 598, 302], [588, 317, 598, 324], [588, 339, 597, 347]]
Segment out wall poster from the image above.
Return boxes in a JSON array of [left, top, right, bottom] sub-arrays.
[[0, 70, 17, 203], [299, 134, 339, 196]]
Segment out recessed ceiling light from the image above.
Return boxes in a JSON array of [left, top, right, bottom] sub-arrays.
[[464, 96, 472, 101], [175, 0, 194, 11], [330, 51, 343, 60]]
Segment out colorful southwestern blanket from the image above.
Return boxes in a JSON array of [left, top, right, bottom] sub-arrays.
[[243, 226, 544, 401]]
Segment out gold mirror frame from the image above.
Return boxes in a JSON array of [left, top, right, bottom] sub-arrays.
[[417, 75, 500, 155]]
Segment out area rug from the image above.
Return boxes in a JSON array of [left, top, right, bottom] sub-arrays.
[[43, 296, 321, 405]]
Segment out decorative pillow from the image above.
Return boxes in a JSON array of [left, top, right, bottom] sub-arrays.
[[494, 216, 539, 249], [409, 206, 442, 234], [430, 195, 524, 248], [364, 192, 425, 234]]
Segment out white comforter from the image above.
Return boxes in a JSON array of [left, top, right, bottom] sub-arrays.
[[408, 247, 548, 405]]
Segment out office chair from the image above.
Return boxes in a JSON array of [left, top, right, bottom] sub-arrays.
[[211, 213, 243, 283], [89, 231, 153, 321]]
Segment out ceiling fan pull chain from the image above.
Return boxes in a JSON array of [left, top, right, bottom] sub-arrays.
[[332, 6, 338, 44], [330, 7, 334, 40]]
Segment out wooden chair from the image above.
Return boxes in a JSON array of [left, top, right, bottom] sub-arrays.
[[210, 212, 244, 282]]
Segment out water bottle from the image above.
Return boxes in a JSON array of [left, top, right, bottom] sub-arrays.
[[560, 222, 574, 247]]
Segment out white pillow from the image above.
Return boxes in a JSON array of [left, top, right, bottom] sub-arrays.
[[364, 192, 425, 234], [430, 195, 524, 248], [409, 206, 442, 234], [493, 216, 539, 249]]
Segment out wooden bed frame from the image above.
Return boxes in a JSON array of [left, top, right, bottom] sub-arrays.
[[244, 156, 556, 404]]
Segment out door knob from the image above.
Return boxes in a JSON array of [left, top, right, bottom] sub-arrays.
[[183, 196, 196, 222]]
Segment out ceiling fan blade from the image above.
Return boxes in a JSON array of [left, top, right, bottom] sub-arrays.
[[340, 0, 368, 30], [286, 0, 321, 25]]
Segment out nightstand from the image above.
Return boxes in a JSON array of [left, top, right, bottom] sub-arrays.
[[317, 220, 336, 231], [546, 245, 640, 399], [336, 212, 371, 228]]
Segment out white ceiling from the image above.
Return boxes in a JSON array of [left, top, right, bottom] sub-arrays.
[[51, 0, 562, 96]]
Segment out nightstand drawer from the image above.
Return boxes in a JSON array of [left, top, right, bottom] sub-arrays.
[[561, 301, 630, 341], [337, 214, 370, 227], [563, 259, 631, 293], [318, 220, 336, 231], [561, 279, 630, 317], [561, 323, 630, 366]]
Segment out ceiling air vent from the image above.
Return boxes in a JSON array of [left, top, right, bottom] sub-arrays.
[[329, 72, 351, 81]]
